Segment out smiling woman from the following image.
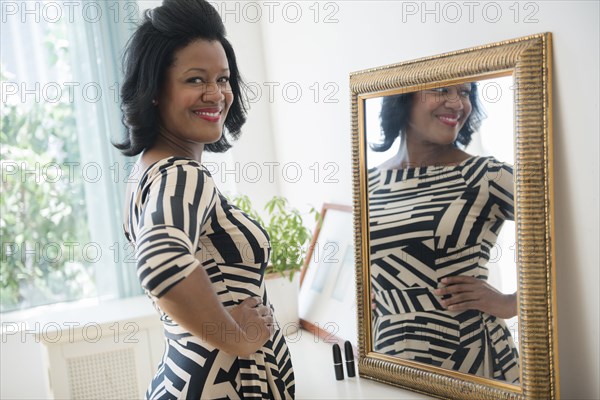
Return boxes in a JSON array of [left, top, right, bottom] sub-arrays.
[[155, 40, 233, 147], [114, 0, 247, 158], [372, 83, 485, 168], [111, 0, 294, 398]]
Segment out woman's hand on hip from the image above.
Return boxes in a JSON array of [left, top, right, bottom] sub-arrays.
[[229, 297, 274, 353], [434, 276, 517, 319]]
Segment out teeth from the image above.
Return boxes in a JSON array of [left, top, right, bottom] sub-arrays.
[[438, 115, 459, 122], [194, 111, 221, 117]]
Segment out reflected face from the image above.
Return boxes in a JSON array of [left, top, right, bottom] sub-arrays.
[[406, 84, 472, 146], [157, 40, 233, 144]]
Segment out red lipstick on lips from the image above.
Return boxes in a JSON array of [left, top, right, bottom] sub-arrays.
[[437, 114, 460, 127], [193, 107, 222, 123]]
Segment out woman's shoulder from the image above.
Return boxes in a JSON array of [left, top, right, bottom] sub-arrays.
[[481, 155, 513, 168], [462, 155, 513, 170], [458, 155, 514, 188], [131, 157, 217, 209], [367, 166, 384, 189], [139, 156, 212, 186], [143, 156, 207, 175], [478, 156, 514, 178]]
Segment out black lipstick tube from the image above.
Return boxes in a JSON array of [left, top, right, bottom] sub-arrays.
[[332, 343, 344, 380], [344, 341, 356, 377]]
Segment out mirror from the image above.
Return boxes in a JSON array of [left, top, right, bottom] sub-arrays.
[[350, 33, 558, 399], [366, 75, 519, 384]]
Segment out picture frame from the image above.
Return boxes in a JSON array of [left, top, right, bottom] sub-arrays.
[[298, 203, 356, 347]]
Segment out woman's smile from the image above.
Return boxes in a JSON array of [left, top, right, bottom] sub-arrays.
[[436, 113, 463, 127], [192, 107, 223, 123]]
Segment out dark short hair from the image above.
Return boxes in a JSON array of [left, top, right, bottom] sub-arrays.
[[370, 82, 486, 152], [113, 0, 247, 156]]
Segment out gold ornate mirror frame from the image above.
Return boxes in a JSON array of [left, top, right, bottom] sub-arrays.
[[350, 33, 557, 399]]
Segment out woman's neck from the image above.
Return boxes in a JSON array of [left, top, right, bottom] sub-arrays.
[[148, 131, 205, 163], [380, 140, 471, 170]]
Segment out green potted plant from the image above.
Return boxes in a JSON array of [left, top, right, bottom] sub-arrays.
[[231, 195, 319, 334], [231, 195, 319, 279]]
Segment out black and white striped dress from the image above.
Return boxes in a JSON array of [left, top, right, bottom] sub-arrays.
[[369, 155, 520, 384], [125, 157, 295, 399]]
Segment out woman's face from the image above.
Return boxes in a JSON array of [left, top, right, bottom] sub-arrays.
[[157, 39, 233, 145], [406, 84, 473, 146]]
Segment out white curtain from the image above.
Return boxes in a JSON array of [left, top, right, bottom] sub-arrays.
[[66, 0, 141, 299]]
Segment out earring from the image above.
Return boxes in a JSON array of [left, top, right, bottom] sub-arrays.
[[152, 99, 158, 105]]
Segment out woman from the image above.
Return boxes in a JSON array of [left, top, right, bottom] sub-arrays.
[[113, 1, 294, 398], [368, 83, 520, 383]]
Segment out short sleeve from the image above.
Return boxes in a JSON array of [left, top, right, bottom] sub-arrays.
[[486, 158, 515, 221], [134, 161, 217, 299]]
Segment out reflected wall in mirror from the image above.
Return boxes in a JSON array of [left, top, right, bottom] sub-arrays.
[[365, 76, 520, 385], [350, 33, 558, 400]]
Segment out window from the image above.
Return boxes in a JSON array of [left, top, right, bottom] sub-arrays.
[[1, 1, 140, 312]]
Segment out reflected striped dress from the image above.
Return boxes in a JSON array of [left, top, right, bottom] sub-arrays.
[[124, 157, 295, 399], [369, 156, 520, 384]]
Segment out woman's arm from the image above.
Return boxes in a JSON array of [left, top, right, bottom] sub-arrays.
[[157, 267, 273, 357]]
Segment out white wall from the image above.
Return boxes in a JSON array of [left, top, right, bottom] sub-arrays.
[[254, 1, 599, 398]]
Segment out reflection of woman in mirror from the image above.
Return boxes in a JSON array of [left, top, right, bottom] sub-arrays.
[[368, 83, 520, 384]]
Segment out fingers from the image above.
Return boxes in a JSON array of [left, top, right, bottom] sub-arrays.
[[255, 304, 271, 317], [260, 310, 276, 337], [440, 292, 479, 307], [434, 283, 474, 296], [435, 277, 481, 311], [238, 297, 275, 328], [435, 276, 484, 296], [241, 298, 272, 320], [251, 296, 263, 307], [240, 296, 263, 308], [255, 305, 274, 324], [434, 277, 511, 318]]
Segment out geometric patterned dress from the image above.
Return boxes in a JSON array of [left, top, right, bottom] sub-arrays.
[[124, 157, 295, 399], [369, 156, 520, 384]]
